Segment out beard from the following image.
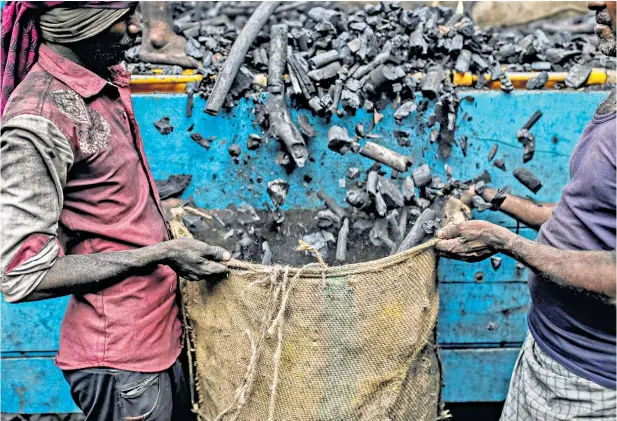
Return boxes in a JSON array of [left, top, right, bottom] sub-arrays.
[[596, 9, 616, 57], [78, 32, 135, 72]]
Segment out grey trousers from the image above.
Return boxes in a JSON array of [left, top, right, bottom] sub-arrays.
[[500, 333, 616, 421], [63, 358, 193, 421]]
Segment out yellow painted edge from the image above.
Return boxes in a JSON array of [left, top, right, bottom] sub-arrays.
[[129, 69, 614, 92]]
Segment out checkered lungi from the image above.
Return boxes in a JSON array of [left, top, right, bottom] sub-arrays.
[[500, 332, 616, 421]]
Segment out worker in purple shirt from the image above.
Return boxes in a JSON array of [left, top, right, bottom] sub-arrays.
[[438, 2, 616, 419]]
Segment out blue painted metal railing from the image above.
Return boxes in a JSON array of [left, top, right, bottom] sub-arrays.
[[1, 90, 608, 413]]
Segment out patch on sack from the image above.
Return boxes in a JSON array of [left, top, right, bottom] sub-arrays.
[[50, 90, 110, 154]]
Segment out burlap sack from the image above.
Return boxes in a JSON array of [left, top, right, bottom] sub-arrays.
[[171, 212, 443, 421]]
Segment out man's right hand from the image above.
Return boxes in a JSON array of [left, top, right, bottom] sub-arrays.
[[161, 239, 231, 281]]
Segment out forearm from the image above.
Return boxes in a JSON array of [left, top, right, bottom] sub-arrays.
[[482, 187, 555, 230], [22, 244, 168, 302], [499, 232, 616, 299]]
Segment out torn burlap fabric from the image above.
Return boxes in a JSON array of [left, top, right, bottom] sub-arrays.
[[171, 211, 444, 421]]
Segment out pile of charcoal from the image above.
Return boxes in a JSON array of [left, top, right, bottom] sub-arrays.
[[127, 2, 615, 101]]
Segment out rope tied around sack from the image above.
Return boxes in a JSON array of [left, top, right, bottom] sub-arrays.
[[214, 241, 328, 421]]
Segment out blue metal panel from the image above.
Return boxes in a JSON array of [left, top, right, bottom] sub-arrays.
[[441, 348, 520, 402], [438, 283, 530, 345], [135, 91, 603, 226], [1, 349, 520, 413]]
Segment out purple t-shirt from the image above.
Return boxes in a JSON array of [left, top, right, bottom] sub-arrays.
[[528, 110, 616, 390]]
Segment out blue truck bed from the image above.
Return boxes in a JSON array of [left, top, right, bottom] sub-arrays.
[[1, 90, 608, 413]]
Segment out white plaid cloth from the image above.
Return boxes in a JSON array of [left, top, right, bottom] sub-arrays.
[[500, 332, 616, 421]]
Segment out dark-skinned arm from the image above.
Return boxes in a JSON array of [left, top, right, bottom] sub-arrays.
[[21, 238, 231, 302], [436, 221, 616, 301], [482, 187, 555, 230]]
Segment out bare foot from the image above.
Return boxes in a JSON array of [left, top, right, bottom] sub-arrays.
[[139, 2, 200, 68]]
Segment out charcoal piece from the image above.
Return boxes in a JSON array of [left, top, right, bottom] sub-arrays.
[[517, 110, 542, 163], [308, 6, 342, 26], [526, 72, 549, 90], [430, 130, 439, 143], [267, 25, 308, 168], [330, 79, 344, 114], [328, 126, 353, 154], [490, 256, 503, 271], [345, 78, 361, 92], [367, 171, 379, 197], [336, 218, 350, 262], [297, 115, 317, 138], [471, 54, 490, 72], [317, 209, 342, 229], [229, 66, 254, 97], [267, 179, 289, 208], [459, 136, 468, 157], [228, 144, 241, 157], [370, 218, 393, 248], [445, 164, 453, 179], [353, 219, 372, 233], [420, 66, 446, 99], [317, 190, 347, 220], [352, 51, 391, 79], [513, 168, 543, 194], [182, 214, 208, 238], [125, 45, 140, 62], [500, 74, 514, 93], [356, 123, 366, 137], [488, 144, 498, 162], [204, 1, 279, 115], [359, 142, 411, 172], [247, 134, 262, 150], [308, 61, 342, 81], [387, 211, 403, 244], [421, 220, 439, 235], [346, 167, 360, 179], [394, 130, 410, 147], [190, 132, 210, 149], [302, 232, 330, 258], [275, 151, 291, 166], [261, 241, 273, 265], [398, 207, 408, 236], [155, 174, 192, 200], [474, 180, 486, 196], [531, 62, 552, 71], [489, 62, 504, 81], [185, 37, 203, 60], [565, 64, 592, 89], [490, 185, 510, 208], [319, 94, 333, 110], [430, 176, 444, 190], [375, 193, 388, 217], [409, 23, 428, 55], [397, 208, 436, 252], [493, 159, 506, 171], [341, 89, 360, 111], [347, 38, 362, 53], [472, 195, 493, 212], [454, 49, 472, 73], [309, 50, 340, 69], [378, 176, 405, 208], [346, 187, 369, 208], [154, 117, 173, 135], [394, 101, 417, 123], [350, 21, 368, 32], [308, 97, 324, 114], [412, 164, 432, 188], [237, 202, 260, 224]]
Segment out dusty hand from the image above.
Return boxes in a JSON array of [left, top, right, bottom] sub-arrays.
[[435, 220, 512, 262], [162, 239, 231, 281]]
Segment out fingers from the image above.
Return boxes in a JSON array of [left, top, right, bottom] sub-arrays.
[[435, 238, 462, 254], [200, 261, 229, 275], [436, 223, 461, 240], [200, 244, 232, 261]]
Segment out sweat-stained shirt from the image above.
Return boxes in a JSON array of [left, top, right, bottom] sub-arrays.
[[528, 109, 616, 389], [0, 44, 182, 372]]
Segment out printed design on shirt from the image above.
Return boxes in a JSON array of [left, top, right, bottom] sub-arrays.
[[50, 90, 111, 154], [82, 109, 111, 154], [50, 90, 90, 124]]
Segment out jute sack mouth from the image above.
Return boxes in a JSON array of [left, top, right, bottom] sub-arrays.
[[171, 211, 444, 421]]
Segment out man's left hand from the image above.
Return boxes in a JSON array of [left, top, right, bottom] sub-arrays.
[[435, 220, 513, 262]]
